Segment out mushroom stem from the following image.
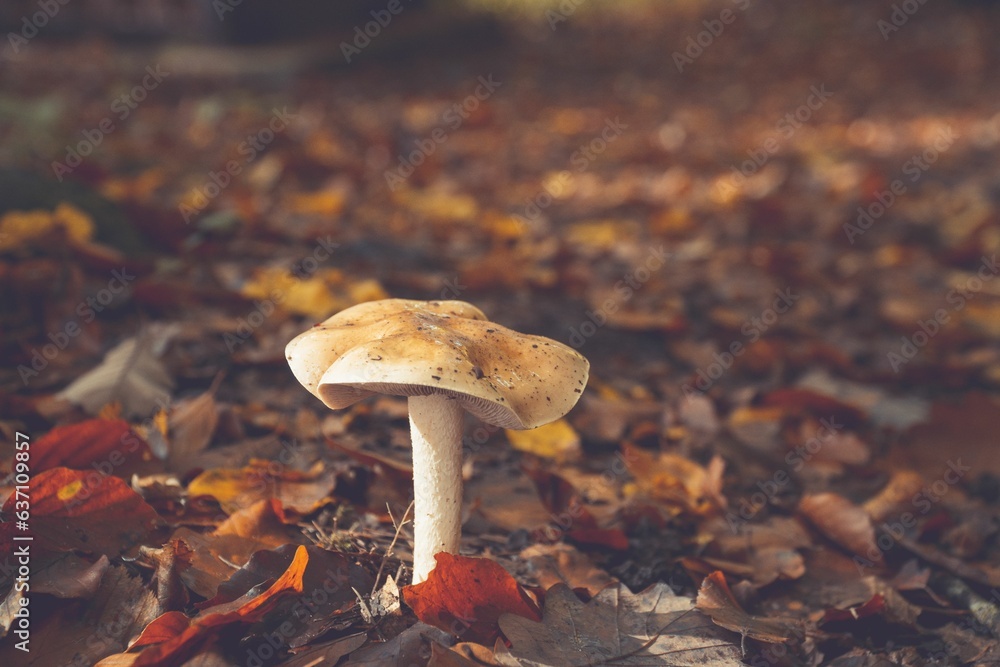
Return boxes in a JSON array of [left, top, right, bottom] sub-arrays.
[[408, 393, 465, 584]]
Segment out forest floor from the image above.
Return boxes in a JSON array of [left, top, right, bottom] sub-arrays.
[[1, 1, 999, 665]]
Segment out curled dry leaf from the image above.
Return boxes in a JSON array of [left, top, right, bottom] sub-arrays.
[[623, 443, 727, 515], [497, 581, 743, 666], [798, 493, 879, 564], [112, 546, 309, 667], [695, 571, 799, 644]]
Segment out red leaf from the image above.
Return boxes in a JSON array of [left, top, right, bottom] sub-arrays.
[[402, 553, 541, 645], [29, 418, 152, 474], [0, 467, 160, 559]]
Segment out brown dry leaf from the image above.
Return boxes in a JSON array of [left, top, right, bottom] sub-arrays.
[[862, 470, 925, 522], [623, 443, 726, 515], [344, 622, 453, 666], [726, 406, 784, 455], [0, 564, 160, 666], [894, 392, 1000, 477], [428, 642, 489, 667], [282, 633, 368, 667], [165, 502, 299, 600], [167, 390, 219, 473], [519, 543, 617, 594], [695, 571, 799, 643], [799, 493, 879, 564], [187, 460, 337, 514], [496, 582, 742, 666]]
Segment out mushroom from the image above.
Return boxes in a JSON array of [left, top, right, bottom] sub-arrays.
[[285, 299, 589, 582]]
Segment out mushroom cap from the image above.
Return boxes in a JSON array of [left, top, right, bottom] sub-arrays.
[[285, 298, 589, 430]]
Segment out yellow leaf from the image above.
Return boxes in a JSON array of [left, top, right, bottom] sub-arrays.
[[506, 419, 580, 462], [0, 203, 94, 250], [286, 189, 345, 217], [240, 267, 388, 320]]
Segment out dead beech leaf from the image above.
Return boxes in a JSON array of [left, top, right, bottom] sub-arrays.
[[0, 467, 160, 559], [187, 460, 337, 514], [27, 418, 153, 475], [167, 390, 219, 473], [402, 553, 541, 645], [496, 582, 742, 666], [695, 571, 798, 643], [58, 335, 174, 418], [506, 418, 581, 462], [799, 493, 880, 563]]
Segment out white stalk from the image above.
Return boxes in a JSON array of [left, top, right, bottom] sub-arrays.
[[408, 394, 464, 584]]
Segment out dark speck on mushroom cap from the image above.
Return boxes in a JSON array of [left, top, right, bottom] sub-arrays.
[[285, 298, 589, 430]]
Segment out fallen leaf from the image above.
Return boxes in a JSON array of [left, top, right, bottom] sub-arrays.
[[799, 493, 880, 564], [58, 335, 174, 419], [0, 467, 160, 559], [624, 444, 726, 515], [0, 563, 160, 666], [505, 419, 581, 462], [497, 581, 742, 666], [695, 571, 798, 643], [402, 553, 541, 645], [167, 390, 219, 473], [187, 460, 337, 514], [118, 545, 310, 666], [519, 543, 617, 594], [344, 622, 454, 666], [282, 633, 368, 666], [26, 418, 153, 475]]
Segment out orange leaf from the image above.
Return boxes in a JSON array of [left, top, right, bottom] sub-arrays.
[[130, 545, 309, 666], [402, 553, 541, 644]]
